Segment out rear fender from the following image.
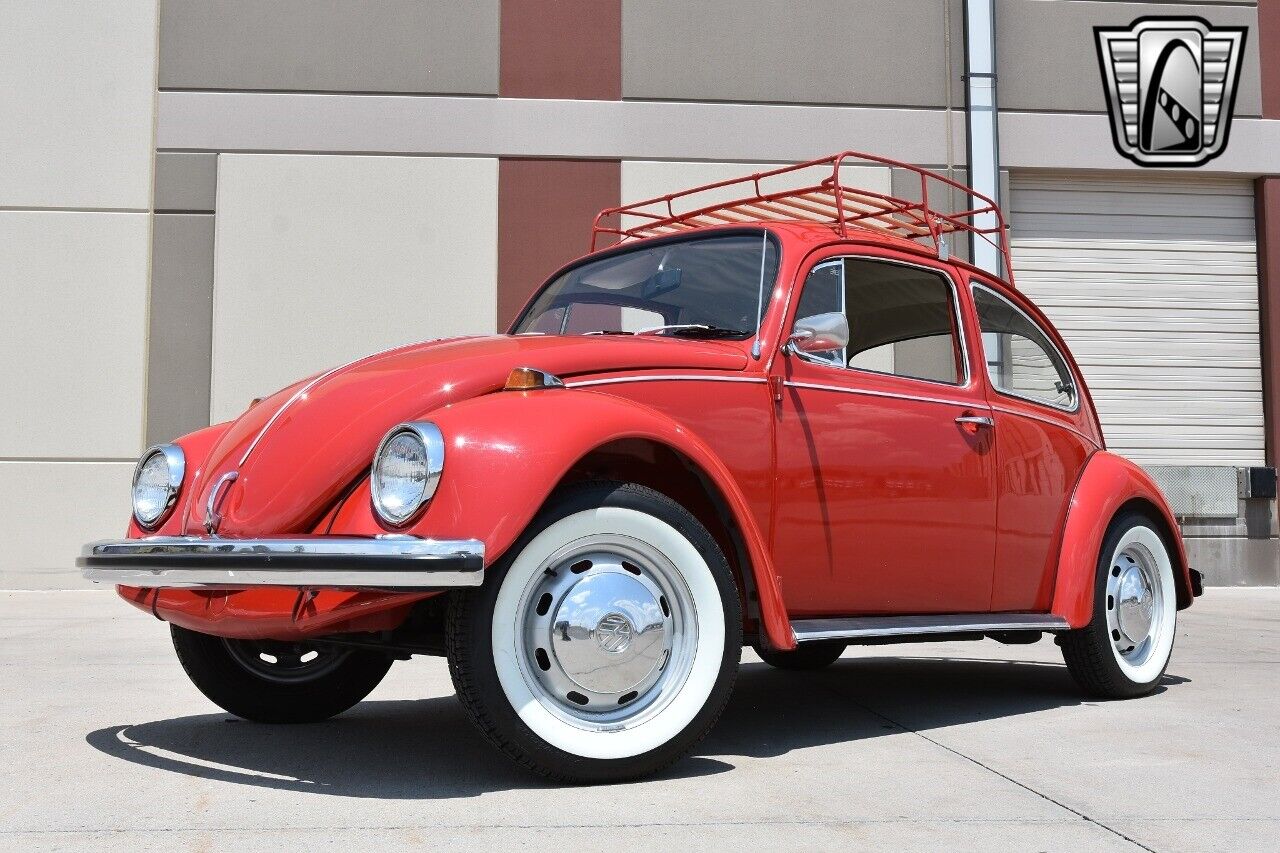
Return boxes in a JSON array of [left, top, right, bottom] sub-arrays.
[[1052, 451, 1192, 628], [332, 388, 796, 651]]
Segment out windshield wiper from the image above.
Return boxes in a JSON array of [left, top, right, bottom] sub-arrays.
[[636, 324, 750, 339], [582, 329, 635, 336]]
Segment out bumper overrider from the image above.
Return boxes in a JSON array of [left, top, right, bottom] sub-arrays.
[[78, 535, 484, 590]]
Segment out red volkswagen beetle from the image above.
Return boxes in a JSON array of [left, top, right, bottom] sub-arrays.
[[82, 153, 1200, 782]]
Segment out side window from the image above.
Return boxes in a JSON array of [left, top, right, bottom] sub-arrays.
[[792, 257, 963, 384], [973, 285, 1077, 410]]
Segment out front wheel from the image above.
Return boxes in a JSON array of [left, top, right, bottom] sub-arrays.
[[1059, 512, 1177, 698], [171, 626, 393, 723], [446, 481, 742, 783]]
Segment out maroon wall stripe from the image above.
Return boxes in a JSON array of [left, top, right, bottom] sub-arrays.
[[500, 0, 621, 100], [1258, 0, 1280, 119], [497, 159, 621, 330], [496, 1, 622, 331]]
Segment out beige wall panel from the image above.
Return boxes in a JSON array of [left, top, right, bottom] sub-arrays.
[[620, 160, 891, 231], [154, 91, 1280, 175], [0, 462, 133, 588], [0, 212, 149, 458], [0, 1, 157, 209], [997, 1, 1262, 116], [622, 0, 959, 107], [1000, 111, 1280, 173], [158, 93, 965, 168], [210, 155, 498, 423]]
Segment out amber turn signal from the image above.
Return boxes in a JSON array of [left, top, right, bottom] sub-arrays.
[[505, 367, 566, 391]]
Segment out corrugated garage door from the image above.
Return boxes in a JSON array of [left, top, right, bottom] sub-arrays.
[[1009, 173, 1262, 467]]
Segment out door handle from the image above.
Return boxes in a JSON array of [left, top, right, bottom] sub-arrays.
[[955, 415, 995, 434]]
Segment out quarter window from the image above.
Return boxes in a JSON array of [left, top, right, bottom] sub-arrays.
[[973, 285, 1077, 410], [793, 257, 964, 385]]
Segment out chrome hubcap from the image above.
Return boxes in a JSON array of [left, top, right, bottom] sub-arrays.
[[1105, 544, 1163, 665], [547, 570, 667, 700], [516, 537, 696, 726], [1116, 563, 1154, 644]]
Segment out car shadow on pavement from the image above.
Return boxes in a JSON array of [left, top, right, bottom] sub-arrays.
[[84, 655, 1185, 798]]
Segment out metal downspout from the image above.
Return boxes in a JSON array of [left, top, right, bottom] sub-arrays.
[[964, 0, 1003, 277]]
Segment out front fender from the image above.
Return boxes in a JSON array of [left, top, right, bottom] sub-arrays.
[[125, 421, 234, 538], [1051, 451, 1192, 628], [332, 388, 796, 651]]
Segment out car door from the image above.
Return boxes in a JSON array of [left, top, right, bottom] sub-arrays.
[[969, 278, 1095, 612], [771, 251, 998, 616]]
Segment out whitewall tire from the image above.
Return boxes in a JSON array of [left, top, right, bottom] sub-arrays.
[[446, 481, 741, 782], [1060, 512, 1178, 698]]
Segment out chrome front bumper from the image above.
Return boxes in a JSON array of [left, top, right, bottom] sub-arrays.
[[78, 535, 484, 590]]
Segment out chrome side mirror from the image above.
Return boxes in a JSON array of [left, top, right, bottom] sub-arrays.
[[787, 312, 849, 355]]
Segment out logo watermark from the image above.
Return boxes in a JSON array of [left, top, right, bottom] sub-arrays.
[[1095, 17, 1247, 167]]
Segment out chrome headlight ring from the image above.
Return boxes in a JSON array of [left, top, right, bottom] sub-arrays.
[[132, 444, 185, 529], [371, 422, 445, 527]]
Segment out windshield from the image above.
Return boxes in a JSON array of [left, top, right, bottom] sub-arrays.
[[512, 232, 780, 339]]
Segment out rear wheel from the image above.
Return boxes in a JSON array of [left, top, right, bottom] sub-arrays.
[[1059, 512, 1177, 698], [446, 481, 742, 783], [171, 626, 393, 723], [755, 642, 846, 670]]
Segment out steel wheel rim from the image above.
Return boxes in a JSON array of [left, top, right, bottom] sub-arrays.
[[514, 533, 699, 731], [222, 638, 350, 684], [1104, 542, 1163, 667]]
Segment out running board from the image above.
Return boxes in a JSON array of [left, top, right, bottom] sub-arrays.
[[792, 613, 1071, 643]]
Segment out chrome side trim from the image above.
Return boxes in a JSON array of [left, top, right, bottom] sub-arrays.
[[792, 613, 1070, 642], [782, 380, 978, 410], [78, 535, 484, 590], [565, 374, 769, 388], [990, 403, 1102, 449]]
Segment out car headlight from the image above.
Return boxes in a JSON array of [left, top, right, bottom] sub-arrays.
[[132, 444, 185, 529], [371, 422, 444, 526]]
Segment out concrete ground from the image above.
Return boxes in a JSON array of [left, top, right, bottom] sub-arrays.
[[0, 589, 1275, 852]]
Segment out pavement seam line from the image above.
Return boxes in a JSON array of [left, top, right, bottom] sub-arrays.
[[0, 818, 1106, 836], [818, 679, 1159, 853], [5, 818, 1280, 837]]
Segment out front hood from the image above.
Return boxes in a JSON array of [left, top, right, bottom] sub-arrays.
[[184, 334, 746, 535]]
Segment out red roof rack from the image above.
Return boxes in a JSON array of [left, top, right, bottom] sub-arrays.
[[591, 151, 1013, 284]]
